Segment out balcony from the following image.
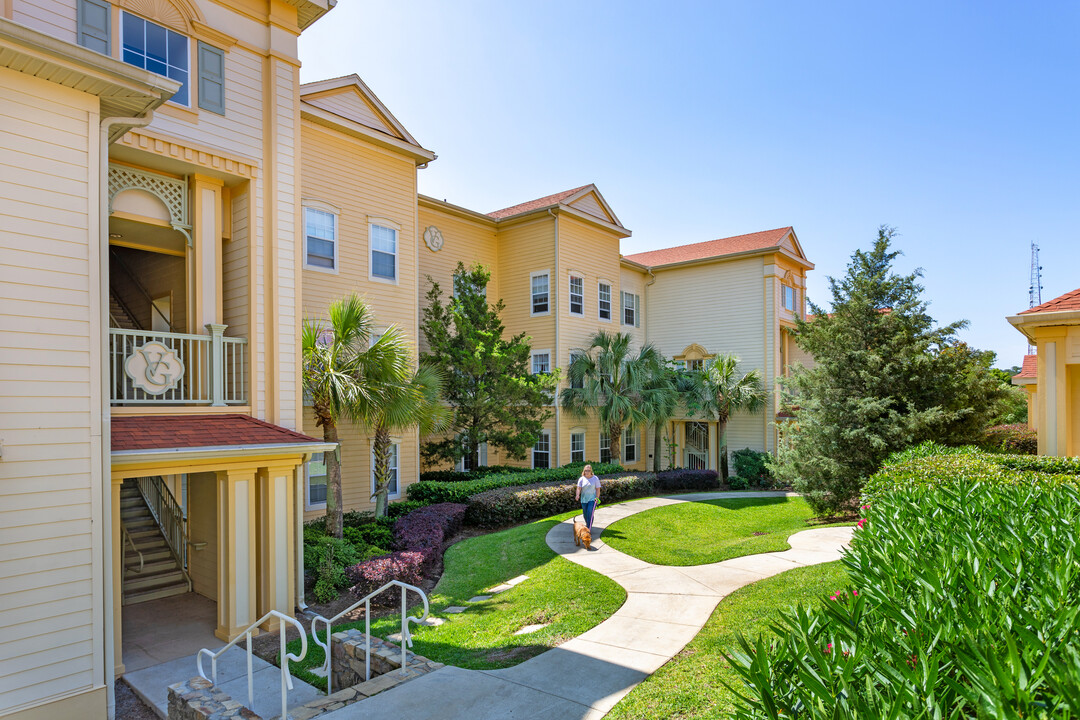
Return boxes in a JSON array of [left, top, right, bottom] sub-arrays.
[[110, 325, 248, 406]]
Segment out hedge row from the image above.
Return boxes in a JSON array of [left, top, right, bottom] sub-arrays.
[[405, 462, 625, 505], [980, 423, 1038, 454], [465, 469, 719, 527], [417, 464, 535, 483], [727, 457, 1080, 718]]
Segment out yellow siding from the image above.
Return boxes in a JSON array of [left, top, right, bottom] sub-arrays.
[[495, 216, 557, 356], [619, 264, 648, 349], [11, 0, 76, 43], [416, 203, 498, 329], [0, 68, 102, 716], [223, 183, 250, 339], [187, 473, 218, 600], [305, 91, 396, 136]]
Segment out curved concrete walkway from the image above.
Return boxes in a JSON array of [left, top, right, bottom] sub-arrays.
[[323, 492, 853, 720]]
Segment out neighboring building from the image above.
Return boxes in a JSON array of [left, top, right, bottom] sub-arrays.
[[1008, 288, 1080, 456]]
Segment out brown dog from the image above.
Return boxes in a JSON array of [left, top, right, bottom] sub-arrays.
[[573, 520, 592, 548]]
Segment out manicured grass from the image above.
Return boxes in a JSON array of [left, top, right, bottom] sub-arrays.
[[603, 496, 849, 565], [606, 561, 850, 720], [284, 510, 625, 690]]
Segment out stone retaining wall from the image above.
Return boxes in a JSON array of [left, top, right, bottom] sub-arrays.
[[329, 629, 442, 690], [167, 678, 261, 720]]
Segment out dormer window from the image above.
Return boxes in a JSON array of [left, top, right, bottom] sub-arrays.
[[782, 285, 798, 312], [122, 12, 190, 106]]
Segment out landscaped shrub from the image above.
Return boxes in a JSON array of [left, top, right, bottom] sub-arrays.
[[726, 475, 750, 490], [386, 500, 427, 518], [465, 475, 655, 528], [406, 463, 624, 505], [980, 423, 1038, 454], [726, 454, 1080, 718], [308, 536, 366, 603], [393, 503, 466, 555], [418, 465, 534, 483], [654, 468, 720, 492], [347, 551, 426, 600], [731, 448, 773, 486]]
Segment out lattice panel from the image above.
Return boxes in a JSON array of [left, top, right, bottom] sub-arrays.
[[108, 165, 189, 227]]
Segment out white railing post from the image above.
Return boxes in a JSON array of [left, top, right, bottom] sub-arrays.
[[206, 323, 227, 407]]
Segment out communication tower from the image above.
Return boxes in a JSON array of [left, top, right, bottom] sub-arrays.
[[1028, 243, 1043, 354]]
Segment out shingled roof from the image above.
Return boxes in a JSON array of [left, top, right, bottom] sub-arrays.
[[1019, 287, 1080, 315], [622, 227, 795, 268], [487, 185, 593, 219], [112, 414, 321, 453], [1013, 354, 1038, 380]]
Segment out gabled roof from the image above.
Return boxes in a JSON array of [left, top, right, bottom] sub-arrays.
[[487, 184, 623, 227], [112, 414, 320, 453], [1019, 287, 1080, 315], [623, 227, 809, 269], [1014, 354, 1037, 380], [300, 74, 426, 150]]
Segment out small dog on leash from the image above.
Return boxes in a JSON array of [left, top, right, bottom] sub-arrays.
[[573, 519, 592, 548]]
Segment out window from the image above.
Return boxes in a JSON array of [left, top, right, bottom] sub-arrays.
[[371, 442, 400, 498], [687, 359, 704, 372], [673, 360, 686, 371], [370, 224, 397, 281], [456, 441, 488, 472], [197, 42, 225, 115], [569, 352, 585, 389], [598, 282, 611, 321], [599, 433, 611, 464], [571, 432, 585, 464], [569, 275, 584, 316], [783, 285, 798, 312], [306, 452, 328, 508], [122, 11, 190, 106], [531, 272, 549, 314], [533, 431, 550, 469], [532, 351, 550, 375], [304, 208, 337, 271], [623, 427, 638, 463], [78, 0, 111, 55], [621, 291, 640, 327]]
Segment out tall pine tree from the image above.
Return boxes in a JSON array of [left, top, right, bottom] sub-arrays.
[[773, 227, 1005, 514], [420, 263, 558, 468]]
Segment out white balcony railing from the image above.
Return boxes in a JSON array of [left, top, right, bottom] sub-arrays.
[[109, 324, 247, 406]]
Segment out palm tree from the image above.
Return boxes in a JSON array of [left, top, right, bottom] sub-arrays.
[[561, 331, 664, 464], [640, 365, 680, 473], [302, 295, 400, 538], [690, 353, 767, 481]]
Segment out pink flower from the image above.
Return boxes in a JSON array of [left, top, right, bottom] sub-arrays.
[[861, 504, 870, 510], [852, 590, 858, 596], [856, 518, 867, 529], [824, 643, 832, 654]]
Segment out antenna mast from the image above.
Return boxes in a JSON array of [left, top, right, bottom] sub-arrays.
[[1028, 242, 1043, 354]]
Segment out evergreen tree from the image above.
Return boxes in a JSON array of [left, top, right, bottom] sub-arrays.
[[420, 263, 557, 468], [772, 227, 1005, 515]]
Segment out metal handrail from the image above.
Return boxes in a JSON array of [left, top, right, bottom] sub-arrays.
[[197, 610, 308, 720], [121, 524, 144, 574], [109, 289, 144, 331], [310, 581, 430, 695], [110, 247, 175, 332], [136, 476, 189, 579]]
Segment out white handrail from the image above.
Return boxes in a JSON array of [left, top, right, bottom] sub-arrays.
[[196, 610, 308, 720], [121, 524, 143, 574], [309, 580, 429, 695]]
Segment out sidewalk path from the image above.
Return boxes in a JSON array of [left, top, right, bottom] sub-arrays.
[[323, 492, 854, 720]]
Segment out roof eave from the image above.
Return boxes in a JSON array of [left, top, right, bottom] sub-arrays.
[[418, 195, 498, 226], [301, 105, 436, 164], [1007, 310, 1080, 342], [112, 441, 338, 466], [1012, 376, 1036, 386], [494, 203, 630, 237], [641, 245, 813, 272]]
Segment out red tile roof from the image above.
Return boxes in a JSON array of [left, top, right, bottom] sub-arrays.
[[112, 414, 321, 453], [623, 227, 794, 267], [1014, 354, 1038, 380], [1019, 287, 1080, 315], [487, 185, 592, 219]]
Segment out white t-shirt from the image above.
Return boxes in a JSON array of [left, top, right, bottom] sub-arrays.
[[577, 475, 601, 503]]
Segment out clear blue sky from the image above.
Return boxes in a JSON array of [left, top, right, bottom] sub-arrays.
[[298, 1, 1080, 369]]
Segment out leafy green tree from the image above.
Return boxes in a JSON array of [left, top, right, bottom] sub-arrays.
[[687, 354, 767, 481], [420, 263, 557, 468], [988, 365, 1029, 425], [772, 227, 1006, 514], [641, 365, 680, 472], [302, 295, 401, 538], [561, 330, 664, 464]]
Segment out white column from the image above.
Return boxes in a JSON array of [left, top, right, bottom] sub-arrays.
[[1045, 343, 1058, 456]]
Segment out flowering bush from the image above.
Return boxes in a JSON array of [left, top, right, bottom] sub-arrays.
[[980, 423, 1037, 454], [393, 503, 466, 553], [346, 551, 425, 600]]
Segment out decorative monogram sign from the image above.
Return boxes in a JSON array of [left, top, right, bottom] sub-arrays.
[[125, 341, 185, 395], [423, 225, 444, 252]]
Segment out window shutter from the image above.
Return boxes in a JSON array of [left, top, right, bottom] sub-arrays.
[[198, 42, 226, 115], [634, 294, 641, 328], [77, 0, 111, 54]]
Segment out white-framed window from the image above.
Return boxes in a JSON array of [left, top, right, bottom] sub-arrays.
[[531, 272, 550, 315], [569, 274, 584, 316], [623, 427, 638, 463], [121, 11, 190, 105], [370, 223, 398, 282], [532, 431, 550, 469], [304, 207, 337, 271], [569, 351, 585, 389], [599, 432, 611, 464], [621, 291, 640, 327], [687, 359, 704, 372], [673, 360, 687, 371], [456, 441, 488, 472], [305, 452, 328, 509], [598, 281, 612, 321], [370, 441, 400, 499], [571, 431, 585, 464], [532, 350, 551, 375], [782, 285, 798, 312]]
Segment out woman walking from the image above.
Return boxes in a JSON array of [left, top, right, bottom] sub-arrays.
[[575, 464, 602, 530]]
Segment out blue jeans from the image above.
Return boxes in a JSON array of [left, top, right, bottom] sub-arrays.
[[581, 499, 596, 529]]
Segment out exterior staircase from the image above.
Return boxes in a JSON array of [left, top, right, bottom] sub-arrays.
[[120, 479, 190, 605], [109, 289, 141, 330]]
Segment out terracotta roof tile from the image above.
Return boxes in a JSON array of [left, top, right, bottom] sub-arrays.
[[623, 227, 793, 268], [1019, 287, 1080, 315], [1014, 354, 1038, 380], [487, 185, 592, 219], [112, 414, 320, 453]]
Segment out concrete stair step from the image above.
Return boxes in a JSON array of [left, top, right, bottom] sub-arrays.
[[123, 583, 189, 606], [124, 558, 180, 576], [125, 548, 172, 566], [123, 568, 186, 592]]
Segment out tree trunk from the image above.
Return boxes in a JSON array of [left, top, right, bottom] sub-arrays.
[[652, 422, 662, 473], [609, 422, 622, 464], [372, 424, 392, 517], [469, 440, 479, 473], [323, 421, 343, 538], [718, 419, 729, 483]]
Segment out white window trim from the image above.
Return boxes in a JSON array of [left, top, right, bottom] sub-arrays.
[[304, 452, 328, 511], [623, 427, 639, 463], [370, 438, 402, 500], [599, 431, 611, 464], [568, 271, 585, 317], [120, 11, 192, 108], [569, 351, 585, 389], [530, 270, 551, 317], [368, 216, 401, 285], [531, 349, 552, 375], [456, 441, 488, 472], [532, 430, 551, 470], [302, 205, 339, 274], [570, 429, 586, 464], [621, 291, 640, 327], [597, 280, 612, 323]]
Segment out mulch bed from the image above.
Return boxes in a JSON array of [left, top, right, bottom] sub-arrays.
[[115, 679, 158, 720]]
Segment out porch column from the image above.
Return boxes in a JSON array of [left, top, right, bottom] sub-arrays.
[[256, 464, 296, 631], [710, 422, 719, 472], [1040, 341, 1061, 456], [215, 468, 257, 641], [191, 174, 224, 332], [111, 478, 124, 675]]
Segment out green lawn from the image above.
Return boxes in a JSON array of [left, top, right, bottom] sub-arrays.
[[603, 496, 849, 565], [607, 560, 850, 719], [284, 510, 626, 690]]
